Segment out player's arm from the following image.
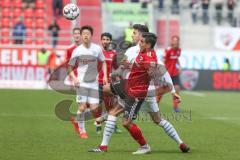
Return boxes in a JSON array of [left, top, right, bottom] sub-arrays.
[[162, 71, 181, 103], [163, 49, 168, 64], [177, 49, 182, 73], [98, 47, 108, 84], [102, 60, 108, 84], [68, 63, 79, 87], [67, 50, 79, 87], [149, 62, 181, 103]]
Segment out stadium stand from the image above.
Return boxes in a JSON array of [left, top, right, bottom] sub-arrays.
[[0, 0, 239, 48]]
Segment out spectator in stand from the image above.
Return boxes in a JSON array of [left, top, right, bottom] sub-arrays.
[[53, 0, 63, 18], [227, 0, 236, 26], [190, 0, 201, 24], [131, 0, 139, 2], [202, 0, 210, 25], [12, 17, 26, 44], [158, 0, 164, 10], [223, 58, 231, 71], [47, 49, 57, 81], [38, 48, 50, 86], [38, 48, 50, 66], [124, 22, 134, 43], [213, 0, 224, 25], [48, 20, 60, 48], [141, 0, 151, 9], [171, 0, 179, 14], [22, 0, 36, 9]]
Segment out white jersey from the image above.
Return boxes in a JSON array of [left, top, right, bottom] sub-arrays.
[[125, 44, 140, 63], [69, 43, 105, 83]]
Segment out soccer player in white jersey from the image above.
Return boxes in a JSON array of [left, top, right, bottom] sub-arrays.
[[124, 24, 190, 152], [68, 25, 108, 139]]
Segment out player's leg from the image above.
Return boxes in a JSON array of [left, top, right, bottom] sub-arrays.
[[147, 100, 190, 152], [94, 84, 104, 134], [89, 103, 124, 152], [76, 102, 88, 138], [88, 84, 103, 134], [70, 86, 88, 138], [103, 95, 122, 133], [172, 75, 181, 112], [122, 98, 151, 155]]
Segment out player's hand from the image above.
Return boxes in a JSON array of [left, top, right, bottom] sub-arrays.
[[103, 76, 108, 85], [73, 78, 80, 87], [172, 93, 181, 103]]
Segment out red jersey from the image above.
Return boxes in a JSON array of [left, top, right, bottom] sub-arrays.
[[98, 50, 117, 85], [126, 50, 157, 98], [163, 47, 181, 77], [66, 43, 78, 76], [66, 44, 78, 63]]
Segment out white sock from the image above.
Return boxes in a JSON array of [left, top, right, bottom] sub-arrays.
[[100, 115, 117, 146], [159, 119, 183, 145], [77, 111, 86, 133]]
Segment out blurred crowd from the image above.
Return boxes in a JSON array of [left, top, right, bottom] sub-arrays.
[[103, 0, 239, 26]]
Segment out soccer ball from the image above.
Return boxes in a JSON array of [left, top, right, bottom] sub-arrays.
[[62, 3, 80, 20]]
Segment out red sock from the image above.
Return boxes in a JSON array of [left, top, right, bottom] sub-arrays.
[[127, 123, 147, 146], [92, 107, 102, 125], [173, 98, 178, 109], [156, 95, 162, 103]]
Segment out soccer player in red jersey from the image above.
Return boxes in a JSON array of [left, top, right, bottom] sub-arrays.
[[98, 32, 118, 110], [66, 27, 81, 63], [163, 35, 182, 112], [90, 32, 161, 154], [96, 32, 122, 134]]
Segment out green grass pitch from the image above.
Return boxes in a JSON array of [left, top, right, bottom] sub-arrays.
[[0, 89, 239, 160]]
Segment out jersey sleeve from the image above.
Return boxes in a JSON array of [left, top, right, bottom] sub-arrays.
[[124, 48, 133, 63], [163, 49, 169, 64], [97, 47, 105, 62], [68, 48, 78, 66]]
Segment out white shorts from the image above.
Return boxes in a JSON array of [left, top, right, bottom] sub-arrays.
[[117, 96, 159, 113], [140, 96, 160, 113], [76, 82, 100, 104]]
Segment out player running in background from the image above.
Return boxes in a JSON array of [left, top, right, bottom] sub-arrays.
[[66, 27, 81, 63], [162, 35, 182, 112], [96, 32, 122, 134], [68, 25, 108, 139], [125, 24, 190, 152]]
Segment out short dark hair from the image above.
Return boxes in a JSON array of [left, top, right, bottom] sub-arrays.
[[73, 27, 81, 33], [101, 32, 112, 40], [133, 24, 149, 33], [80, 25, 93, 35], [142, 32, 157, 49]]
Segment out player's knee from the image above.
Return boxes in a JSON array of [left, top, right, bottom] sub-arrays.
[[151, 116, 160, 124], [78, 106, 85, 112], [122, 119, 131, 128], [108, 110, 116, 116], [174, 85, 180, 92]]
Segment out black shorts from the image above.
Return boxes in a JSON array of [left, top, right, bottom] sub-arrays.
[[110, 80, 145, 120], [98, 84, 103, 104], [171, 75, 180, 85], [123, 98, 144, 120]]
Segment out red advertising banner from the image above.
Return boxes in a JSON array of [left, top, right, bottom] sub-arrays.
[[0, 47, 66, 89], [180, 70, 240, 91]]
